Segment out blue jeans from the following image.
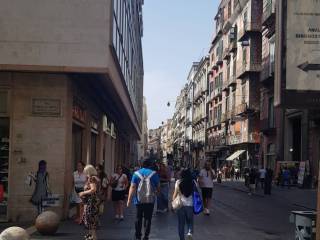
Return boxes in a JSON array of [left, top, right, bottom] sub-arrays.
[[177, 206, 194, 240], [157, 183, 169, 211]]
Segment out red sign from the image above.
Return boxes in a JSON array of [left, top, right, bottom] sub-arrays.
[[72, 105, 86, 123], [0, 184, 4, 203]]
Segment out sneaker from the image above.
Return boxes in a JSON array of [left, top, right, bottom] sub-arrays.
[[120, 215, 124, 221], [206, 209, 210, 215], [115, 215, 119, 220], [186, 232, 193, 240]]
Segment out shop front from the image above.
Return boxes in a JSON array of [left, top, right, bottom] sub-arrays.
[[0, 90, 9, 221]]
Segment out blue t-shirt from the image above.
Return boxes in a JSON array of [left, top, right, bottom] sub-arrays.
[[131, 168, 160, 204]]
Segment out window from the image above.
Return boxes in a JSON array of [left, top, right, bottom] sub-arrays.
[[226, 96, 230, 113], [242, 48, 247, 65], [242, 84, 246, 103], [0, 91, 8, 115], [228, 1, 232, 18], [269, 36, 275, 74], [268, 97, 275, 128], [232, 92, 236, 110]]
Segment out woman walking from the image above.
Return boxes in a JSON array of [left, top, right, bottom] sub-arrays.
[[73, 161, 86, 224], [110, 165, 128, 220], [172, 169, 194, 240], [79, 165, 99, 240], [198, 161, 215, 215]]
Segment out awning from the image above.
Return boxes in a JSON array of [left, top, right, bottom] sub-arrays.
[[226, 150, 246, 161]]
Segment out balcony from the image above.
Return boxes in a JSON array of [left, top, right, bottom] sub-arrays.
[[237, 61, 262, 79], [227, 110, 235, 121], [262, 0, 276, 27], [223, 47, 231, 60], [238, 21, 261, 42], [228, 40, 237, 53], [228, 75, 237, 87], [213, 87, 223, 100], [221, 113, 227, 122], [207, 120, 214, 129], [222, 80, 230, 92], [214, 118, 222, 127], [228, 134, 241, 145], [216, 54, 223, 66], [260, 60, 275, 85], [260, 118, 276, 135], [212, 135, 226, 146], [236, 103, 257, 116]]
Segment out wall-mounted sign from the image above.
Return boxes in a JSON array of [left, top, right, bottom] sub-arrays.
[[275, 0, 320, 108], [286, 0, 320, 91], [72, 105, 86, 123], [32, 99, 61, 117]]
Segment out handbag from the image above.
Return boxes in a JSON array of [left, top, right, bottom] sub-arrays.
[[75, 187, 84, 193], [111, 174, 122, 189], [172, 182, 183, 210], [192, 181, 203, 215], [84, 234, 94, 240], [172, 192, 183, 210]]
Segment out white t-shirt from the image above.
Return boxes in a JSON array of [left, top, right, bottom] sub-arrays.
[[199, 169, 215, 188], [175, 180, 193, 207], [112, 173, 127, 191], [259, 169, 266, 179], [74, 171, 87, 189]]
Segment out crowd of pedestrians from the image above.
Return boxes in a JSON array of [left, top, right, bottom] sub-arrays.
[[67, 158, 219, 240]]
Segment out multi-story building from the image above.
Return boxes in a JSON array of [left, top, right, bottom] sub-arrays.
[[172, 87, 188, 167], [137, 97, 148, 162], [160, 119, 173, 161], [148, 127, 162, 159], [185, 63, 199, 166], [192, 57, 210, 168], [0, 0, 144, 222], [260, 0, 319, 184], [207, 0, 262, 170]]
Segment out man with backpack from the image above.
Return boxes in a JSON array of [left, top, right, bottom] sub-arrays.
[[127, 159, 160, 240]]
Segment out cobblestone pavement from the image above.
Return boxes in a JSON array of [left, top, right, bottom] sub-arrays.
[[28, 181, 317, 240]]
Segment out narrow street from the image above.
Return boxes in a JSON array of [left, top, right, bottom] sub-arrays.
[[30, 182, 316, 240]]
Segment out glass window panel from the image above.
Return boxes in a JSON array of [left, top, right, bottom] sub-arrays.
[[0, 92, 8, 114]]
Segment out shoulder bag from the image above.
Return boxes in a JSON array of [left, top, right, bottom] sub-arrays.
[[172, 182, 183, 210]]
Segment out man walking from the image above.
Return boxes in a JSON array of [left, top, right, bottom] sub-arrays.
[[127, 159, 160, 240], [258, 167, 266, 189]]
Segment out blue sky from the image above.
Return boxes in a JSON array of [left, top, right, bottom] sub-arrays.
[[143, 0, 218, 129]]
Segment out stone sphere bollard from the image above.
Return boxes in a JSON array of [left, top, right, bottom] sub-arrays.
[[35, 211, 60, 235], [0, 227, 30, 240]]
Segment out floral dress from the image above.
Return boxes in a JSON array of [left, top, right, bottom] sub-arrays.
[[82, 177, 99, 230]]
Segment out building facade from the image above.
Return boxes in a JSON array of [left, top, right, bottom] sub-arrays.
[[192, 57, 210, 168], [137, 97, 148, 162], [207, 0, 262, 170], [0, 0, 144, 222]]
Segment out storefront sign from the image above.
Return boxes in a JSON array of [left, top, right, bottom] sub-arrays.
[[72, 105, 86, 123], [42, 194, 62, 207], [275, 0, 320, 107], [286, 0, 320, 91], [32, 99, 61, 117]]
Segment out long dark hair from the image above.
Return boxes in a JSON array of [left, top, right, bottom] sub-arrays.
[[179, 169, 193, 198]]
